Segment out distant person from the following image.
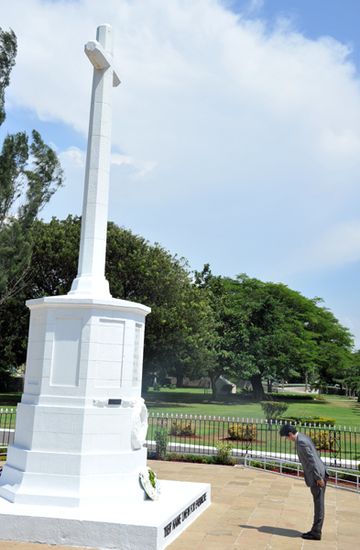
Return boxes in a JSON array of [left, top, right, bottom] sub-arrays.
[[279, 424, 329, 540]]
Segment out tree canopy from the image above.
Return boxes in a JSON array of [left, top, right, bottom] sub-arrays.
[[0, 27, 63, 388], [0, 28, 16, 126], [0, 27, 63, 305], [0, 217, 215, 390], [336, 350, 360, 401], [0, 217, 355, 395], [195, 268, 353, 398]]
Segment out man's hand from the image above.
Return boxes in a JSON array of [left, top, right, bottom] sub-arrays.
[[316, 478, 325, 488]]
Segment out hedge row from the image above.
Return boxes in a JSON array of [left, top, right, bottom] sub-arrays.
[[282, 416, 336, 426], [267, 392, 323, 401]]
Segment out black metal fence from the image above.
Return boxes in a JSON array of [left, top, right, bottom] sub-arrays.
[[146, 413, 360, 469], [0, 409, 358, 471]]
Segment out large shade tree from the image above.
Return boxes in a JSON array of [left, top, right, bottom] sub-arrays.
[[0, 217, 215, 390], [0, 27, 63, 305], [336, 350, 360, 401], [196, 269, 353, 399], [0, 28, 63, 389]]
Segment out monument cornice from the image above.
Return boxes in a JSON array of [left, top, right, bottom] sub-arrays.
[[26, 295, 151, 315]]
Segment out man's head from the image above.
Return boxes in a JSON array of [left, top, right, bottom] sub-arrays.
[[279, 423, 298, 442]]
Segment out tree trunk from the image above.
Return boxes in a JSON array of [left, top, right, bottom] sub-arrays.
[[250, 373, 265, 400], [210, 374, 218, 399], [175, 365, 184, 388]]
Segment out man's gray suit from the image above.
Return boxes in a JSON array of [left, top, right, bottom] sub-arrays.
[[296, 432, 329, 535]]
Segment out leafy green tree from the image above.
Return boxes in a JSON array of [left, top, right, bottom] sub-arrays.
[[306, 304, 353, 390], [0, 293, 29, 390], [0, 27, 16, 125], [196, 270, 353, 399], [337, 350, 360, 401], [1, 217, 214, 389], [0, 26, 62, 387], [106, 221, 216, 388], [0, 27, 63, 305], [194, 265, 234, 395], [238, 277, 307, 398], [28, 216, 79, 297]]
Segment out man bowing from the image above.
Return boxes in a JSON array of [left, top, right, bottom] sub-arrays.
[[280, 424, 329, 540]]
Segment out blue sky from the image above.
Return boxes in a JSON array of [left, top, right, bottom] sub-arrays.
[[2, 0, 360, 346], [232, 0, 360, 61]]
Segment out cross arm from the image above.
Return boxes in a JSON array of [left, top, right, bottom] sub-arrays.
[[85, 40, 121, 87]]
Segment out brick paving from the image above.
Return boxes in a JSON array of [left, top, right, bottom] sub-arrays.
[[0, 460, 358, 549]]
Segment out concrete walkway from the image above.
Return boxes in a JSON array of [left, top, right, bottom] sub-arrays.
[[160, 461, 360, 550], [0, 460, 358, 550]]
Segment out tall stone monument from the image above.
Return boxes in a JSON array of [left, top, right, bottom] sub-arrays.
[[0, 24, 210, 549]]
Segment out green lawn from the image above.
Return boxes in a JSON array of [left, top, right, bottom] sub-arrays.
[[0, 390, 359, 428], [144, 392, 360, 428], [0, 390, 358, 461]]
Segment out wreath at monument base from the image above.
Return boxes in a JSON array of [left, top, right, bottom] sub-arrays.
[[139, 467, 161, 500]]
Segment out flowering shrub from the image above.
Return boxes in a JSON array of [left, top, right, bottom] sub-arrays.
[[310, 430, 339, 451], [228, 423, 257, 441], [282, 416, 335, 426], [170, 420, 196, 436]]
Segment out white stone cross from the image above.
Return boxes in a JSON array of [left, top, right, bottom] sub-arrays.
[[69, 24, 120, 298]]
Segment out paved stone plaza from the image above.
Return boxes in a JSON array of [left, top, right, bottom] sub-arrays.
[[0, 460, 358, 550]]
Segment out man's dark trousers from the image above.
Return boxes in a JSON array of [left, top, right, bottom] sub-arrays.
[[296, 432, 328, 536], [310, 477, 328, 535]]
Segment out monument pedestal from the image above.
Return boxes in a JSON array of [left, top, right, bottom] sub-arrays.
[[0, 295, 150, 507], [0, 294, 211, 548], [0, 479, 210, 550]]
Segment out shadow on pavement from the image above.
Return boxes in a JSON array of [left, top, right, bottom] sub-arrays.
[[239, 524, 302, 538]]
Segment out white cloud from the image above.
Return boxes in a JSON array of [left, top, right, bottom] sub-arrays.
[[2, 0, 360, 284], [111, 154, 135, 167], [310, 221, 360, 269], [319, 129, 360, 158], [59, 147, 85, 168], [111, 153, 157, 178], [279, 221, 360, 277]]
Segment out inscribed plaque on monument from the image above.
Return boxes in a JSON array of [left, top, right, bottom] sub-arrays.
[[95, 318, 125, 388], [51, 318, 81, 386], [132, 323, 142, 387]]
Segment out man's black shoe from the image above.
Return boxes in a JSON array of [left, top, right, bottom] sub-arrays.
[[301, 532, 321, 540]]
